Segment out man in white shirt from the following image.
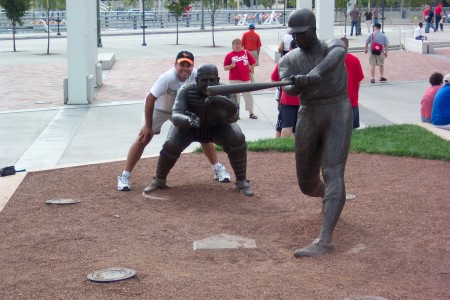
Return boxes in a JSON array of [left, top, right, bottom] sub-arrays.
[[414, 22, 427, 41], [117, 51, 230, 191]]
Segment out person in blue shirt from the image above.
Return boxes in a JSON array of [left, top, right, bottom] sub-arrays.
[[431, 73, 450, 130]]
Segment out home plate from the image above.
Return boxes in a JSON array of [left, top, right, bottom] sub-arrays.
[[193, 234, 257, 250]]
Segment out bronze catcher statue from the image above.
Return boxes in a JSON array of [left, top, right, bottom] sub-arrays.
[[142, 64, 254, 197]]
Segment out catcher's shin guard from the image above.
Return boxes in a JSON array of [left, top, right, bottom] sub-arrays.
[[155, 149, 180, 180], [224, 143, 247, 182]]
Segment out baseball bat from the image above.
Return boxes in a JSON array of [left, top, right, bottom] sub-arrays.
[[206, 80, 293, 96]]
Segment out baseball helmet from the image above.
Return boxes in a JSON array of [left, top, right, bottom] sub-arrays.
[[287, 9, 316, 34]]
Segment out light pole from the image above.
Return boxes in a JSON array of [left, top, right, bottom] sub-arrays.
[[56, 12, 61, 35], [96, 0, 102, 47], [381, 0, 386, 33], [200, 0, 205, 30], [141, 0, 147, 46], [283, 0, 286, 26]]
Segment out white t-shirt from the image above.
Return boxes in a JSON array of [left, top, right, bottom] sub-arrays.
[[150, 68, 197, 112], [283, 34, 293, 52], [414, 26, 424, 38]]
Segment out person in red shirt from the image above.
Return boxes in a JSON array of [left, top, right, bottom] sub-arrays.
[[421, 72, 443, 123], [342, 37, 364, 129], [271, 39, 300, 137], [224, 38, 258, 119], [241, 23, 262, 82], [435, 2, 443, 31], [423, 4, 430, 22]]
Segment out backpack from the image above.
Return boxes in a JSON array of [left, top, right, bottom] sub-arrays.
[[371, 33, 383, 55]]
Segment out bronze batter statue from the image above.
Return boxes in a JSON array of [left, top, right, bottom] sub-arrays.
[[279, 9, 353, 257], [142, 64, 254, 197]]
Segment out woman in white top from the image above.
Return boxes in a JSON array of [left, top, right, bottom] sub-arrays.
[[278, 33, 293, 57]]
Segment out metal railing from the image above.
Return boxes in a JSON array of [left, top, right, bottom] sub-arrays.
[[1, 7, 446, 35]]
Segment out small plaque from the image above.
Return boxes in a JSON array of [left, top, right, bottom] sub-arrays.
[[87, 267, 136, 283], [45, 198, 80, 205]]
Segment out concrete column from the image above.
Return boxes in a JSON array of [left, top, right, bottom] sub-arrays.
[[66, 0, 97, 104], [316, 0, 335, 40], [87, 2, 97, 81], [296, 0, 312, 10]]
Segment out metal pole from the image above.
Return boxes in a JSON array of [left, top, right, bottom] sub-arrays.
[[381, 0, 385, 33], [56, 12, 61, 35], [200, 1, 205, 29], [283, 0, 286, 26], [344, 9, 347, 37], [96, 0, 102, 47], [142, 0, 147, 46]]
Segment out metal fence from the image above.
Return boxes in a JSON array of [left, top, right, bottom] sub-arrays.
[[1, 8, 447, 35], [0, 9, 291, 34]]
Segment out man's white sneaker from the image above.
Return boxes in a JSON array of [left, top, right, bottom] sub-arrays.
[[213, 163, 231, 183], [117, 175, 131, 191]]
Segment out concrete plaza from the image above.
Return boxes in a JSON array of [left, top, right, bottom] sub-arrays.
[[0, 24, 449, 196]]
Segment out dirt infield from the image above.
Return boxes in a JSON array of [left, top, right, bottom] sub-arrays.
[[0, 152, 449, 299]]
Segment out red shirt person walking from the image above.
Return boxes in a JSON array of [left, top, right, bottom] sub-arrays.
[[241, 23, 262, 82]]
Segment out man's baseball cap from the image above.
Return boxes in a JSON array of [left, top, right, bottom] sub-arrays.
[[248, 23, 255, 29], [176, 50, 194, 65], [444, 73, 450, 85]]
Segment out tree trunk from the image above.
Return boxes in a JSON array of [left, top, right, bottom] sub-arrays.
[[176, 18, 179, 45], [12, 22, 16, 52], [47, 12, 51, 54], [212, 23, 215, 47]]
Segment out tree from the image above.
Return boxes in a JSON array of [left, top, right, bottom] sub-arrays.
[[0, 0, 32, 52], [335, 0, 351, 36], [121, 0, 138, 10], [227, 0, 237, 9], [259, 0, 274, 9], [202, 0, 224, 47], [165, 0, 192, 45], [36, 0, 65, 54]]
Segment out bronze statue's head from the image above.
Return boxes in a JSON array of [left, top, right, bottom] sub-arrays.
[[196, 64, 220, 95], [287, 9, 316, 34], [287, 9, 317, 50]]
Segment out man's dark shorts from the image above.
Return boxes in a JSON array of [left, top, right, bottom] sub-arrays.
[[280, 104, 300, 130], [352, 106, 360, 129]]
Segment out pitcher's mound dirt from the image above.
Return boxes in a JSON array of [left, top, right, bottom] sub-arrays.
[[0, 152, 448, 299]]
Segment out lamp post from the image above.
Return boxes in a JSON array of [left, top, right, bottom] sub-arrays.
[[96, 0, 102, 47], [200, 0, 204, 30], [141, 0, 147, 46], [283, 0, 286, 26], [56, 12, 61, 35], [381, 0, 386, 33]]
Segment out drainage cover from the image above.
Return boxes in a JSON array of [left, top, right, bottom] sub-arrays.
[[87, 267, 136, 283]]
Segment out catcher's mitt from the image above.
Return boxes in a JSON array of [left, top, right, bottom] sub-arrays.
[[206, 95, 238, 122]]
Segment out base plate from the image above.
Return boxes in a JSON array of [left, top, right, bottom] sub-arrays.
[[45, 198, 80, 205], [346, 194, 357, 201]]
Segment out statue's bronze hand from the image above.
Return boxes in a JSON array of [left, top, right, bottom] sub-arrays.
[[291, 74, 308, 88], [185, 111, 200, 128], [307, 71, 322, 86]]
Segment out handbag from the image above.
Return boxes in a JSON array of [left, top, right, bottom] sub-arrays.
[[0, 166, 16, 177], [371, 33, 382, 55]]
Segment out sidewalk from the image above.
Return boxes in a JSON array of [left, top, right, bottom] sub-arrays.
[[0, 25, 449, 172]]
